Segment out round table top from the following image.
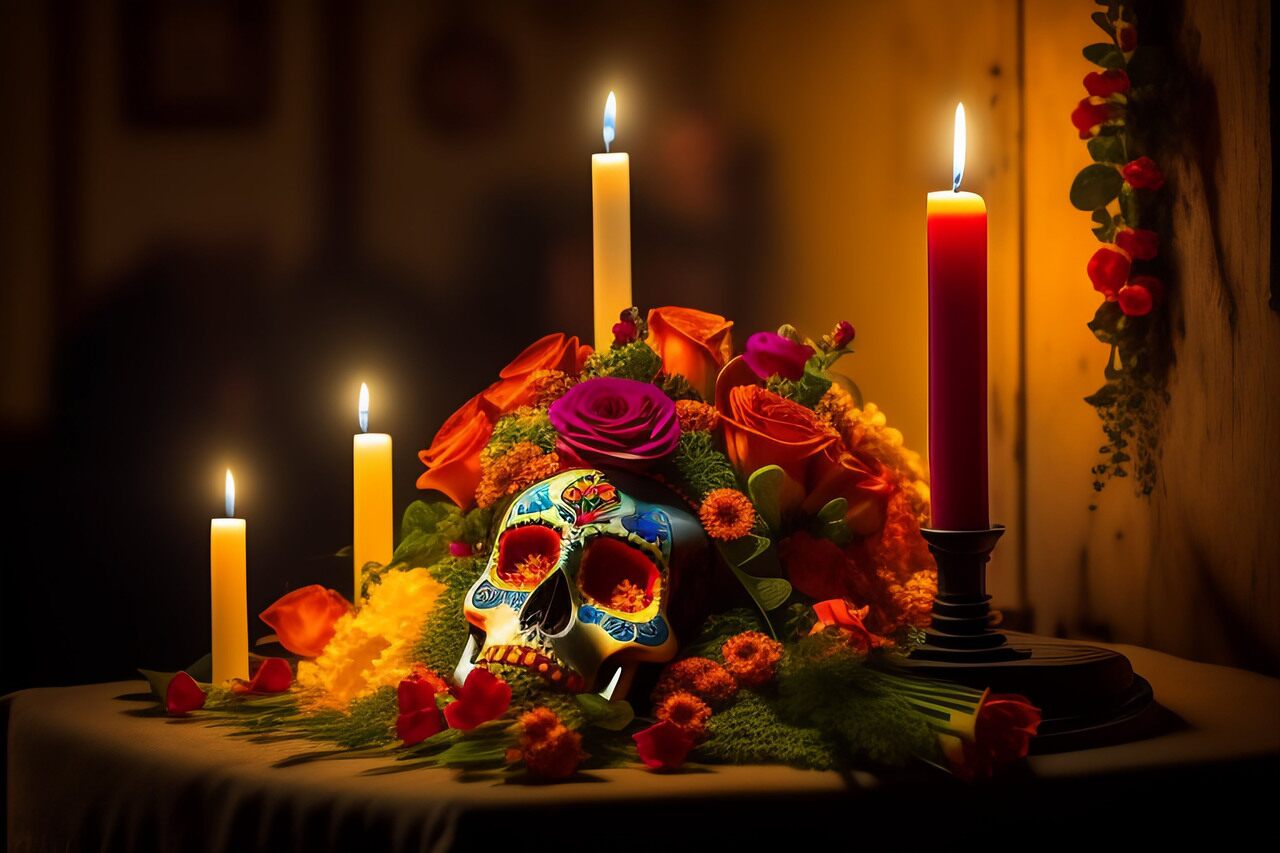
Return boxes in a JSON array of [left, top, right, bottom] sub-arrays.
[[5, 642, 1279, 851]]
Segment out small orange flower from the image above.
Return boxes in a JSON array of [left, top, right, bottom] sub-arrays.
[[517, 707, 562, 746], [655, 690, 712, 741], [529, 369, 576, 407], [651, 657, 738, 707], [675, 399, 719, 433], [698, 489, 756, 541], [476, 442, 561, 509], [516, 707, 586, 780], [721, 630, 783, 688], [608, 578, 649, 612], [891, 569, 937, 629], [502, 553, 556, 588]]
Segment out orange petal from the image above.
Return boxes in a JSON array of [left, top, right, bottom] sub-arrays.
[[259, 584, 352, 658]]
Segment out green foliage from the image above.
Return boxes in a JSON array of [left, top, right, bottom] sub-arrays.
[[1083, 42, 1124, 69], [392, 501, 493, 571], [301, 687, 399, 748], [659, 372, 702, 402], [411, 556, 486, 676], [1070, 163, 1124, 211], [1087, 135, 1125, 165], [1091, 10, 1115, 37], [678, 608, 767, 661], [582, 341, 662, 383], [695, 693, 836, 770], [484, 663, 586, 728], [574, 693, 636, 731], [1091, 208, 1117, 242], [666, 431, 739, 501], [764, 357, 833, 410], [486, 409, 557, 458]]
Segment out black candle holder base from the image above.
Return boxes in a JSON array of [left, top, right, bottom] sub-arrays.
[[891, 525, 1157, 753]]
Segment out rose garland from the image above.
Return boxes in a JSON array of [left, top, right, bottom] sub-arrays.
[[138, 306, 1041, 781], [1069, 0, 1170, 500]]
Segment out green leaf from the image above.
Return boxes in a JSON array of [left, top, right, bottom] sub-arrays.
[[574, 694, 635, 731], [138, 668, 178, 702], [1091, 208, 1117, 242], [790, 357, 833, 408], [1071, 164, 1124, 211], [1084, 382, 1119, 408], [716, 532, 773, 569], [716, 541, 793, 637], [813, 497, 852, 546], [1087, 135, 1125, 164], [1088, 300, 1124, 345], [816, 498, 847, 523], [1091, 11, 1115, 36], [1083, 42, 1124, 69], [747, 466, 785, 532], [334, 545, 352, 558], [1119, 184, 1140, 226]]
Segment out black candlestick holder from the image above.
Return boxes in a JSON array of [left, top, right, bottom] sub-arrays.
[[894, 523, 1156, 752]]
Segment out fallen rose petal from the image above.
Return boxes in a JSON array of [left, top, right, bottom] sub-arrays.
[[633, 720, 695, 770], [443, 667, 512, 730], [165, 671, 207, 715], [259, 584, 353, 658], [232, 657, 293, 695], [397, 708, 444, 745]]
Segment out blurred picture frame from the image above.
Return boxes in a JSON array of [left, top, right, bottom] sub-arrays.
[[120, 0, 275, 128]]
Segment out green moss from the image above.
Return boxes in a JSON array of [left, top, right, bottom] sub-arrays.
[[302, 687, 399, 748], [486, 408, 557, 458], [667, 431, 739, 501], [412, 555, 485, 676], [696, 693, 835, 769], [582, 341, 662, 382], [659, 372, 702, 402]]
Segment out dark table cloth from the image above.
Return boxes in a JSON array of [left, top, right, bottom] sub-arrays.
[[5, 642, 1279, 852]]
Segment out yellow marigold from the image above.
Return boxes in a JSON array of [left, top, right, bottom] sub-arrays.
[[296, 567, 443, 708], [529, 369, 576, 407], [476, 441, 561, 509], [721, 630, 783, 688], [651, 657, 738, 707], [698, 488, 756, 541], [675, 399, 719, 433], [891, 569, 937, 629], [655, 690, 713, 741]]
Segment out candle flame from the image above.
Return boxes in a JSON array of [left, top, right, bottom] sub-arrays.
[[953, 102, 966, 192], [225, 469, 235, 518], [603, 91, 617, 153], [358, 382, 370, 433]]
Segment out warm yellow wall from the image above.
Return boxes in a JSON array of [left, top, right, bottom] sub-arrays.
[[708, 0, 1025, 608]]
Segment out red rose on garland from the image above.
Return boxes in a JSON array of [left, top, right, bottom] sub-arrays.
[[1121, 156, 1164, 190], [1114, 227, 1158, 260], [1070, 97, 1118, 139], [1083, 68, 1130, 98], [1117, 282, 1153, 317], [1086, 246, 1131, 299]]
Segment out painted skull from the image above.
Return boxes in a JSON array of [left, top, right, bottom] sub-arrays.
[[462, 468, 707, 695]]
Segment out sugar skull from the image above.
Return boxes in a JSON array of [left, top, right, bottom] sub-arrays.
[[460, 468, 708, 698]]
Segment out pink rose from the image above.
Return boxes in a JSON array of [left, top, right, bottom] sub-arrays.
[[742, 332, 813, 381]]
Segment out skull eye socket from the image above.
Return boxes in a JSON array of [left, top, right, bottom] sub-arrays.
[[577, 537, 659, 614], [495, 524, 561, 589]]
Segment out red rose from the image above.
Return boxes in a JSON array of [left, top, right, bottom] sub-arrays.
[[443, 667, 512, 730], [1070, 97, 1118, 139], [831, 320, 856, 349], [1114, 227, 1158, 260], [259, 584, 353, 658], [230, 657, 293, 695], [1117, 283, 1153, 317], [976, 693, 1041, 764], [809, 598, 876, 654], [1087, 246, 1131, 299], [1083, 69, 1130, 98], [396, 666, 450, 745], [1121, 156, 1164, 190], [165, 671, 207, 715], [1116, 22, 1137, 53], [1130, 274, 1164, 302], [633, 720, 695, 770]]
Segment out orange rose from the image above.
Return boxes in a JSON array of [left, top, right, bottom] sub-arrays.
[[418, 333, 591, 508], [647, 307, 733, 400], [719, 383, 893, 533]]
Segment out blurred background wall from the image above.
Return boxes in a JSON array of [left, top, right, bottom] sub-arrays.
[[0, 0, 1273, 692]]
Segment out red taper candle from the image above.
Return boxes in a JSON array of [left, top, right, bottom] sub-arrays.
[[926, 103, 989, 530]]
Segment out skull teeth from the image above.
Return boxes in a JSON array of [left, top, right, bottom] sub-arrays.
[[477, 644, 585, 692]]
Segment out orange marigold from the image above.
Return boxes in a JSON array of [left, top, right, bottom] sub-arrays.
[[655, 690, 712, 741], [891, 569, 937, 629], [522, 726, 586, 780], [517, 706, 562, 746], [651, 657, 738, 707], [530, 369, 576, 407], [608, 578, 650, 612], [476, 442, 561, 508], [698, 489, 756, 541], [721, 630, 783, 688], [675, 399, 719, 433]]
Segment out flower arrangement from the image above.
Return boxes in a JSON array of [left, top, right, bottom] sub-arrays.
[[1069, 0, 1171, 500], [141, 306, 1038, 781]]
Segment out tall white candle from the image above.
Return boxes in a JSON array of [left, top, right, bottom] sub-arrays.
[[353, 382, 393, 603], [211, 469, 248, 685], [592, 91, 632, 349]]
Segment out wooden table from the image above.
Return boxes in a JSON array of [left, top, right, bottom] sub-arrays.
[[5, 642, 1278, 852]]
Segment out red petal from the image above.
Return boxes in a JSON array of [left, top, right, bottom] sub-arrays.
[[165, 671, 207, 715], [633, 720, 694, 770], [397, 670, 447, 713], [233, 657, 294, 694], [442, 668, 512, 730], [259, 585, 353, 658], [397, 708, 444, 745]]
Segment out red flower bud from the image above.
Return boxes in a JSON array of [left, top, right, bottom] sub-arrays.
[[830, 320, 855, 349], [1117, 283, 1154, 316], [230, 657, 293, 695], [612, 319, 638, 346], [1117, 22, 1137, 53], [165, 671, 207, 716], [1083, 69, 1130, 98], [1121, 156, 1164, 190], [442, 667, 511, 731], [1114, 227, 1159, 260], [633, 720, 696, 770], [448, 541, 474, 557], [1070, 97, 1118, 139], [1087, 246, 1132, 299]]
